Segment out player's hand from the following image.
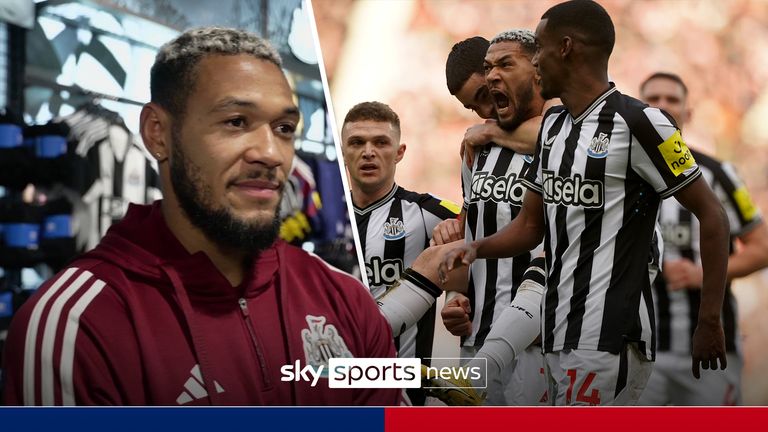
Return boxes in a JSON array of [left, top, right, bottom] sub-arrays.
[[411, 241, 468, 292], [462, 121, 495, 149], [461, 121, 495, 167], [438, 243, 477, 284], [441, 293, 472, 336], [431, 218, 464, 246], [663, 259, 703, 291], [691, 319, 727, 379]]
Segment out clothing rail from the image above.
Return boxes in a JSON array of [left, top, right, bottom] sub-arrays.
[[25, 72, 147, 107]]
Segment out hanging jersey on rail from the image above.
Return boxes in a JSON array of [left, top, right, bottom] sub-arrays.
[[62, 108, 161, 249], [81, 129, 161, 249]]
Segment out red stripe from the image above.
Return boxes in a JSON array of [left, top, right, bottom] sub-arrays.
[[385, 407, 768, 431]]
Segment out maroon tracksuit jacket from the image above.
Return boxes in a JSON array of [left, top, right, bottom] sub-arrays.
[[2, 203, 401, 405]]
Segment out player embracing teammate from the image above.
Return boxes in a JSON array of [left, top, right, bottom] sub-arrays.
[[438, 0, 731, 406]]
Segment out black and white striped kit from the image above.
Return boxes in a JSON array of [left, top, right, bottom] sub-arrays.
[[461, 146, 540, 348], [523, 85, 701, 360], [354, 184, 458, 360]]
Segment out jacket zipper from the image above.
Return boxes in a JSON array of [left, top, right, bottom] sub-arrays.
[[238, 298, 272, 387]]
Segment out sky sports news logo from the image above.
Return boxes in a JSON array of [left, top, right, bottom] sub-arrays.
[[280, 358, 486, 389]]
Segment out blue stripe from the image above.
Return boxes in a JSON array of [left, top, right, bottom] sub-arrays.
[[0, 408, 385, 432]]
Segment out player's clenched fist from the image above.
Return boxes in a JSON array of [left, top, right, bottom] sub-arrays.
[[439, 243, 478, 284], [431, 218, 464, 246], [441, 293, 472, 336]]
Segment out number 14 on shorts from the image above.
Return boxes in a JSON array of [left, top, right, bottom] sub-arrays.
[[566, 369, 601, 405]]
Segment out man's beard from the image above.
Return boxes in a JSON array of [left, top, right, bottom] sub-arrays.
[[498, 79, 535, 132], [170, 130, 280, 256]]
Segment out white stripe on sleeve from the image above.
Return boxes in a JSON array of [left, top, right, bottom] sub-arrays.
[[40, 271, 94, 405], [23, 267, 79, 406], [59, 279, 106, 405]]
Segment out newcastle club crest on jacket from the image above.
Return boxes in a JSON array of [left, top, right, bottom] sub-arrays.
[[302, 315, 353, 377], [382, 217, 405, 241], [588, 132, 610, 158]]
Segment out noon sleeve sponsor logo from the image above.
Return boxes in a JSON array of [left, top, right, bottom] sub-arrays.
[[542, 170, 604, 208], [733, 186, 758, 221], [470, 171, 526, 206], [657, 130, 696, 177]]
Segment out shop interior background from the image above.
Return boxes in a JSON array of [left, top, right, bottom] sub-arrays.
[[0, 0, 359, 364], [313, 0, 768, 404]]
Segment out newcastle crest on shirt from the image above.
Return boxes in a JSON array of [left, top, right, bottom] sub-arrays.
[[587, 132, 610, 158], [382, 217, 405, 240], [302, 315, 353, 377]]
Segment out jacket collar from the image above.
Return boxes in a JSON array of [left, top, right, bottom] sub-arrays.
[[101, 202, 279, 302]]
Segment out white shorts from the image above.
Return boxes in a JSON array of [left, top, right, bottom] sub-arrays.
[[507, 345, 548, 405], [639, 352, 741, 405], [461, 346, 509, 405], [544, 344, 652, 406]]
